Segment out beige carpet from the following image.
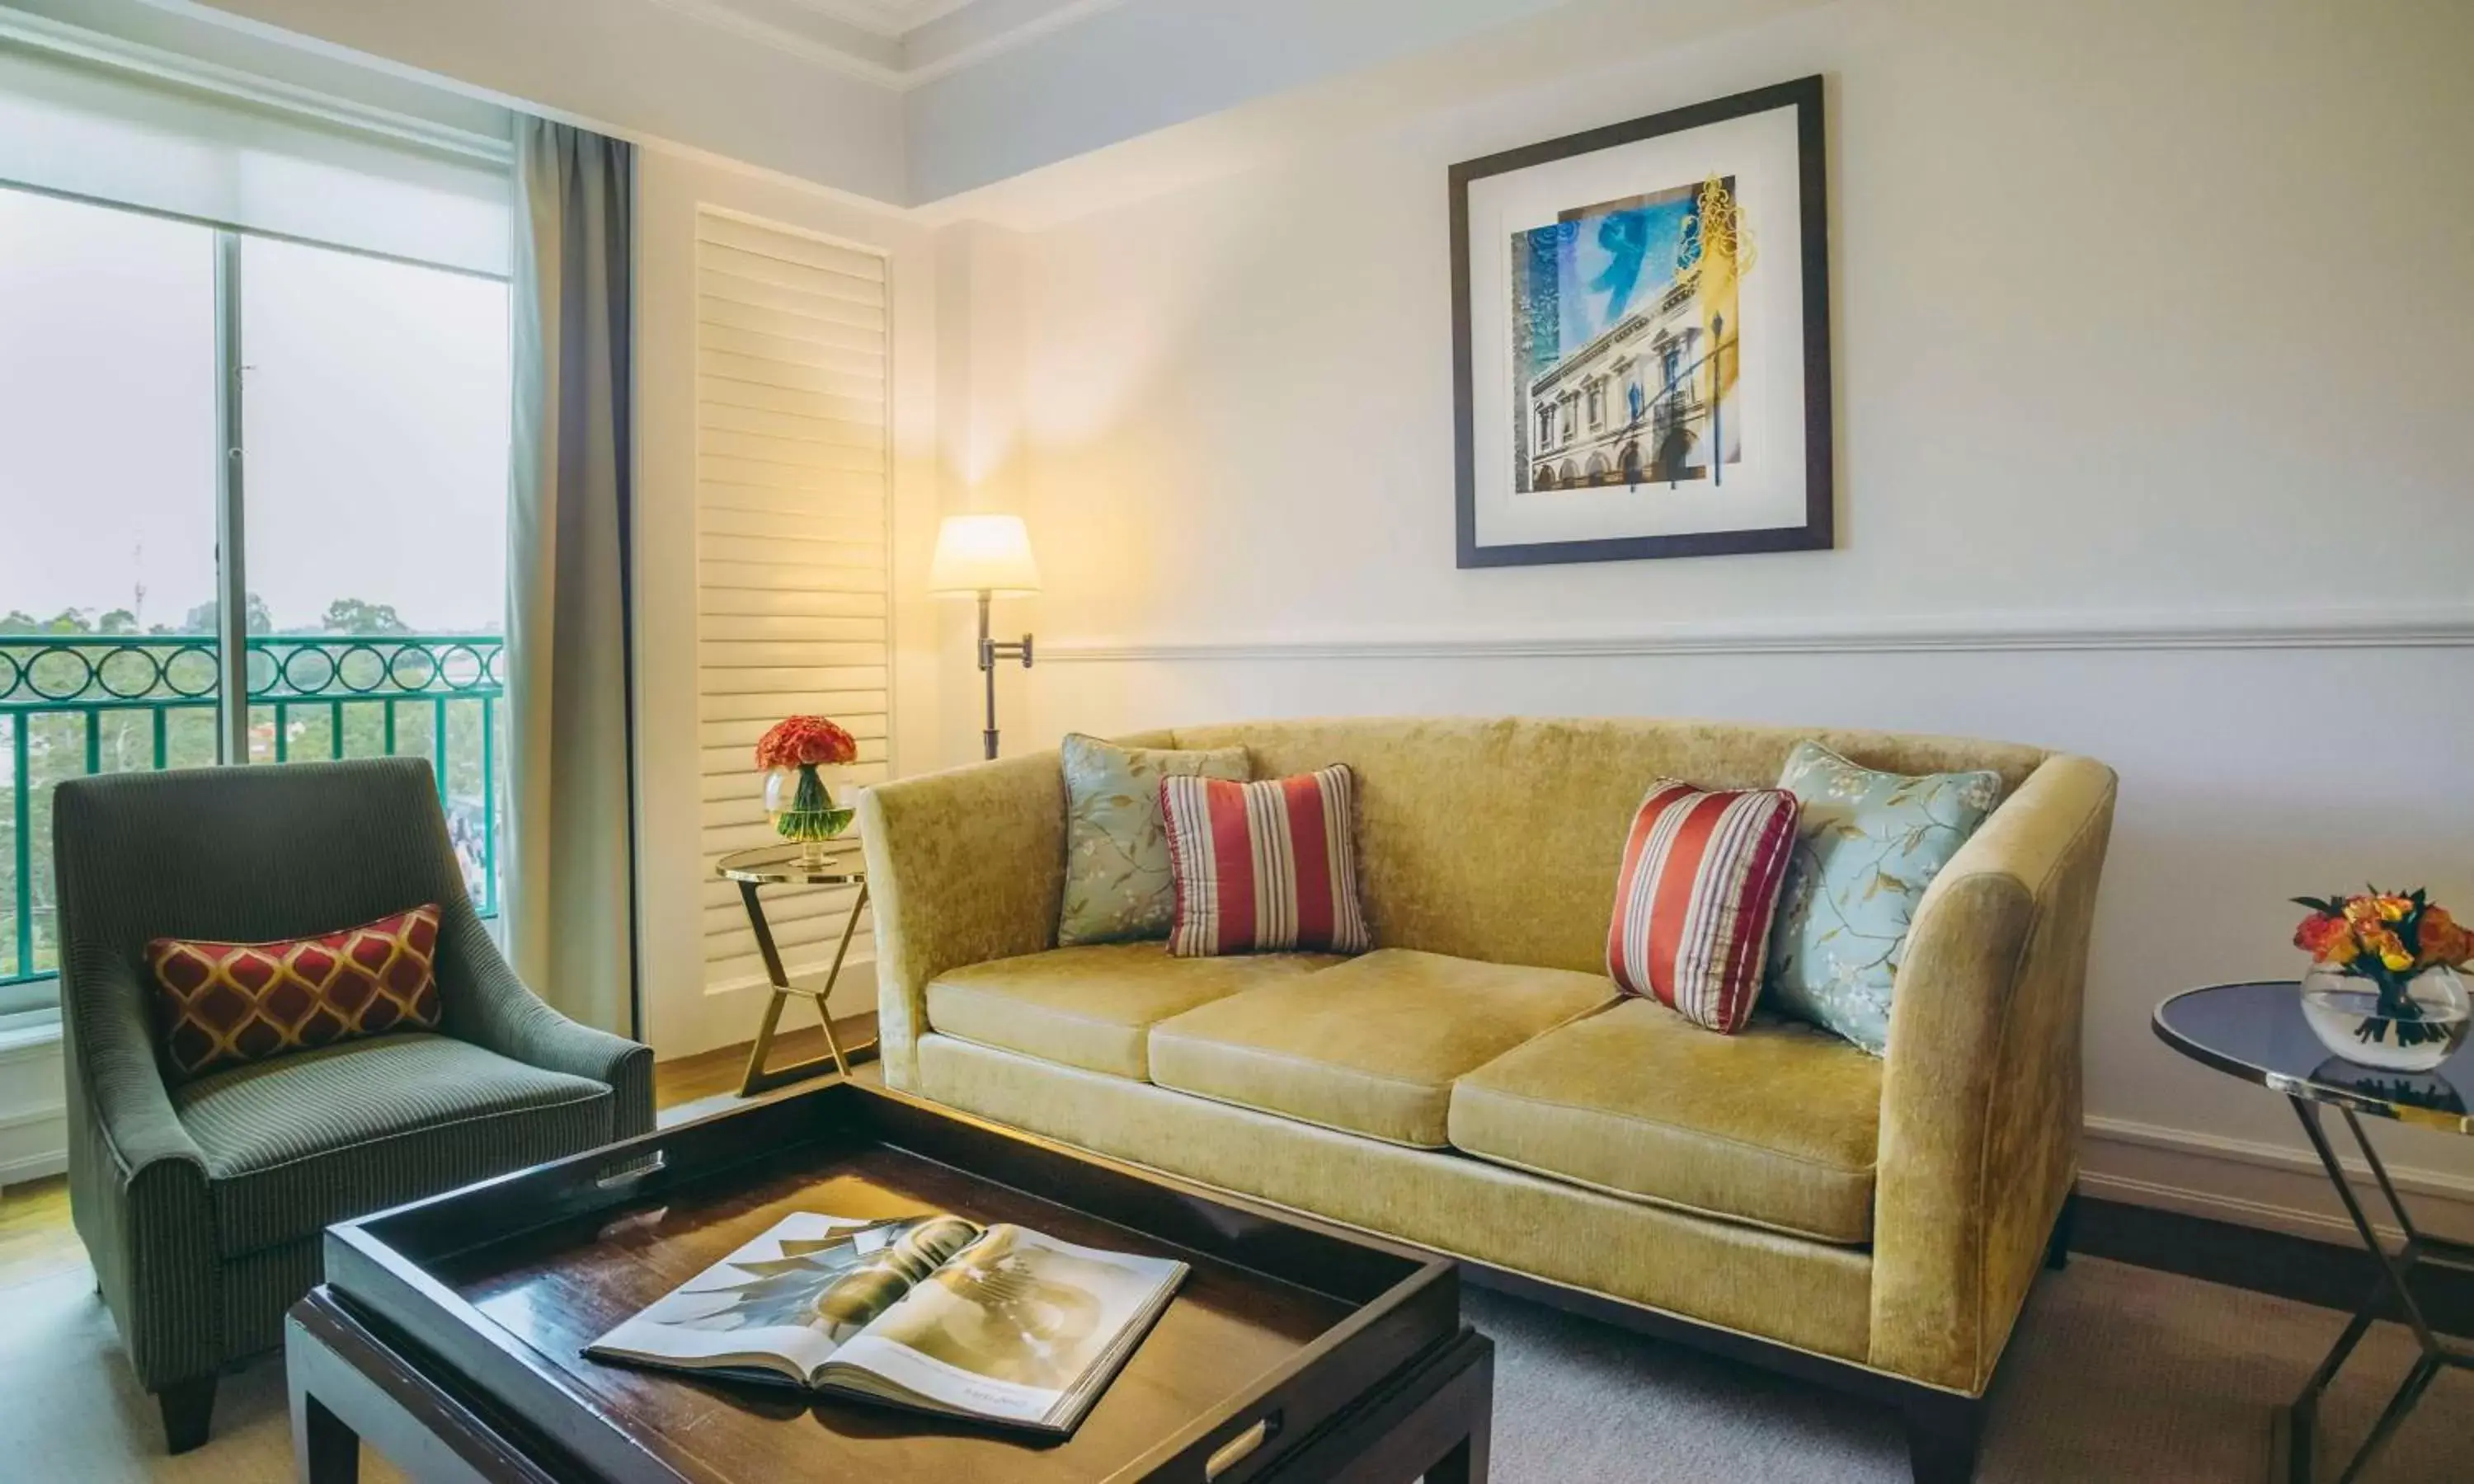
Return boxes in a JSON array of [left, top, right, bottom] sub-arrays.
[[2, 1253, 2466, 1482]]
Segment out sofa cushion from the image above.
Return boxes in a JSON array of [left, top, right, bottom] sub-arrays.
[[1162, 717, 2048, 978], [174, 1032, 617, 1256], [1606, 780, 1800, 1035], [1148, 948, 1616, 1148], [1448, 998, 1882, 1243], [148, 902, 444, 1079], [1057, 732, 1251, 946], [926, 941, 1344, 1081], [1766, 740, 2005, 1055], [1162, 767, 1371, 956]]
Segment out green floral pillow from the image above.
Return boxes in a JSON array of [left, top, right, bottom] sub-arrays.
[[1058, 734, 1250, 946], [1765, 741, 2005, 1055]]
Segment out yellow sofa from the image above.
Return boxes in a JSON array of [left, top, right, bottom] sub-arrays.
[[858, 716, 2116, 1482]]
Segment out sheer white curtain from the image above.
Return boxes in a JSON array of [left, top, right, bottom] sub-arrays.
[[506, 120, 638, 1036]]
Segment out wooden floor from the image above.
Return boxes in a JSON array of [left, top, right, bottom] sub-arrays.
[[0, 1173, 78, 1290], [0, 1012, 883, 1292]]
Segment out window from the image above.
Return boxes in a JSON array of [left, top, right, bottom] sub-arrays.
[[1586, 378, 1605, 430], [236, 235, 510, 904], [0, 45, 510, 1012]]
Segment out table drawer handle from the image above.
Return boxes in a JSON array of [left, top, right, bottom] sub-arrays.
[[1205, 1414, 1277, 1481]]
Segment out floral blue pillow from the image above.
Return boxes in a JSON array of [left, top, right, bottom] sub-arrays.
[[1765, 741, 2005, 1055]]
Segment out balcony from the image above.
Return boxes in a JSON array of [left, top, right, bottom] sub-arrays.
[[0, 633, 505, 989]]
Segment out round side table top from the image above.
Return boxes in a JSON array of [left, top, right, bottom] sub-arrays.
[[2153, 980, 2474, 1133], [715, 840, 866, 886]]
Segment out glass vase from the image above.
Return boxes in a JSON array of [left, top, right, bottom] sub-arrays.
[[764, 763, 856, 867], [2299, 961, 2472, 1073]]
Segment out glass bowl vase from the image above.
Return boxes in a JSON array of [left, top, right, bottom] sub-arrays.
[[764, 763, 857, 867], [2298, 961, 2472, 1073]]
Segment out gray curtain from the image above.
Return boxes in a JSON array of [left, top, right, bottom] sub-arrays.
[[506, 119, 637, 1037]]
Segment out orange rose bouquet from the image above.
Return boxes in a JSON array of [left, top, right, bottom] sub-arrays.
[[758, 716, 859, 862], [755, 716, 858, 771], [2291, 888, 2473, 1067]]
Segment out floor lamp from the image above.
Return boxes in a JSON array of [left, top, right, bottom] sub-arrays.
[[929, 514, 1040, 761]]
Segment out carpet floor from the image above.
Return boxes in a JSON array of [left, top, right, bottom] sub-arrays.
[[2, 1254, 2467, 1482]]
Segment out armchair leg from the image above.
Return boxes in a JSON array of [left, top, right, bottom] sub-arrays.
[[2045, 1189, 2080, 1271], [158, 1375, 217, 1453], [1903, 1389, 1983, 1484]]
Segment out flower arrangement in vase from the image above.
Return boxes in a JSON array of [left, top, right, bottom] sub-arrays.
[[756, 716, 858, 866], [2290, 889, 2474, 1072]]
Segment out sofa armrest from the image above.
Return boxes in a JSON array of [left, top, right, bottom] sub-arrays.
[[432, 906, 655, 1137], [1868, 754, 2117, 1392], [59, 946, 224, 1389], [858, 752, 1065, 1089]]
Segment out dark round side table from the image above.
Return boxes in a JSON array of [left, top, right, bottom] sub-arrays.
[[717, 841, 877, 1097], [2154, 981, 2474, 1483]]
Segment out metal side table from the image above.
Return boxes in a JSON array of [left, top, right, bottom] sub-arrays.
[[717, 842, 877, 1096], [2154, 980, 2474, 1483]]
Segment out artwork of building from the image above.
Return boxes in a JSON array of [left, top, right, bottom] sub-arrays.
[[1506, 174, 1749, 496], [1525, 275, 1729, 492]]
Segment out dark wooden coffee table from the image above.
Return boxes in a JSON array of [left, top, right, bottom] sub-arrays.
[[285, 1079, 1491, 1483]]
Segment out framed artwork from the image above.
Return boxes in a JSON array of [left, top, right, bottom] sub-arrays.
[[1451, 75, 1832, 568]]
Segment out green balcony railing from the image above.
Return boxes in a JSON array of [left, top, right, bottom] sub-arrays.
[[0, 633, 505, 989]]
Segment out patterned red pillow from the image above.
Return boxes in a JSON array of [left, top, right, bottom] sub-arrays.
[[147, 904, 444, 1078], [1161, 765, 1371, 956], [1606, 781, 1799, 1034]]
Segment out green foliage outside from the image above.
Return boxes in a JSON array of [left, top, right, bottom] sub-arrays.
[[0, 600, 503, 984]]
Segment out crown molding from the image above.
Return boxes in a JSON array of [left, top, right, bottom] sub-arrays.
[[899, 0, 1131, 84], [1039, 603, 2474, 664], [768, 0, 977, 38], [645, 0, 1126, 90], [0, 4, 511, 161], [639, 0, 909, 87]]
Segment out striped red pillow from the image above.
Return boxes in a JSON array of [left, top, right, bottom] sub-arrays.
[[1161, 765, 1371, 956], [1606, 780, 1800, 1034]]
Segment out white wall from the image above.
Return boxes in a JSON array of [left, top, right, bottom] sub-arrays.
[[632, 146, 946, 1059], [978, 0, 2474, 1239]]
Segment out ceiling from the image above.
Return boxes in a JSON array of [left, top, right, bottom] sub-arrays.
[[648, 0, 1113, 87], [55, 0, 1656, 209]]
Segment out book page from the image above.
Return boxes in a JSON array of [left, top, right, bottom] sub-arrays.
[[586, 1213, 978, 1379], [831, 1224, 1183, 1425]]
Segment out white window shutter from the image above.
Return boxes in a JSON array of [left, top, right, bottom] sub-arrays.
[[694, 209, 888, 995]]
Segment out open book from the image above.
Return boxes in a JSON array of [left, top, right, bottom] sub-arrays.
[[585, 1211, 1187, 1434]]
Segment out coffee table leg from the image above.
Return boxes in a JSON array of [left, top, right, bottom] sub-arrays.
[[294, 1388, 361, 1484], [1424, 1417, 1490, 1483], [1437, 1341, 1493, 1483]]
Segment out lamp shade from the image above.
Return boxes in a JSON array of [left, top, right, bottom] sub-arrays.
[[929, 514, 1041, 596]]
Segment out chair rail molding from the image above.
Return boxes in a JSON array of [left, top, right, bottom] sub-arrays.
[[1038, 601, 2474, 665]]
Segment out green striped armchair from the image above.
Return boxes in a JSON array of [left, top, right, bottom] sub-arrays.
[[54, 758, 652, 1452]]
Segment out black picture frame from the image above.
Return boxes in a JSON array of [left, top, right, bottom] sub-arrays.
[[1451, 74, 1832, 568]]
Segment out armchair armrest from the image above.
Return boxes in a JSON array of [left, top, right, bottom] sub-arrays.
[[858, 752, 1066, 1089], [435, 908, 654, 1137], [60, 944, 222, 1390], [1868, 754, 2117, 1392]]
